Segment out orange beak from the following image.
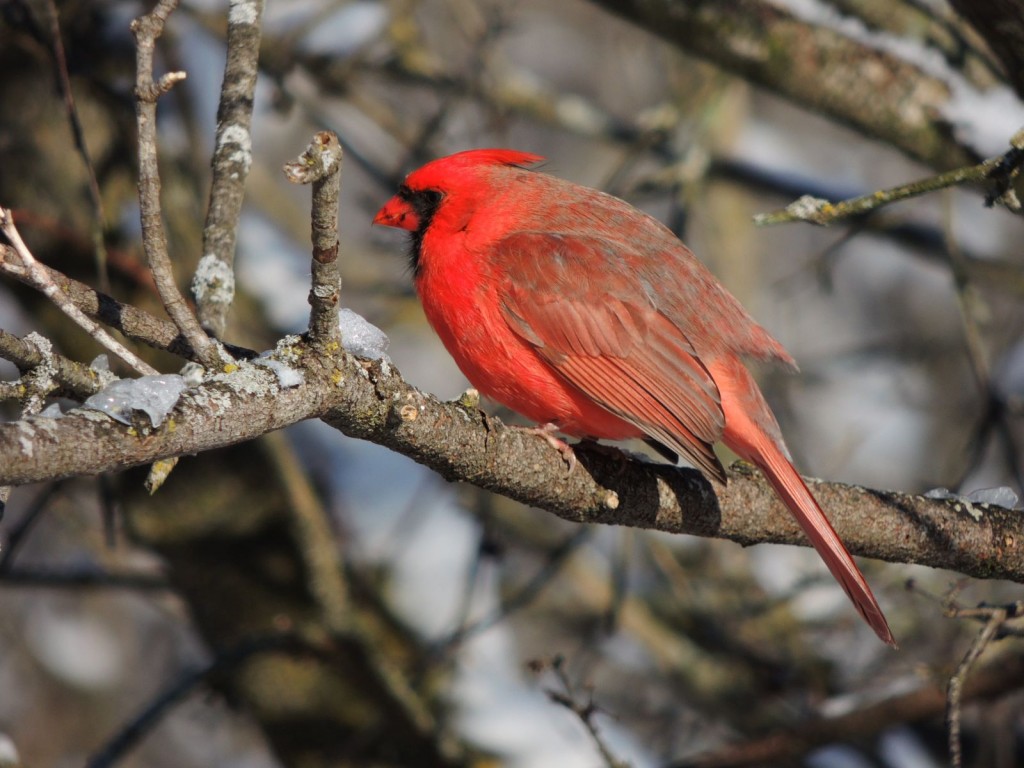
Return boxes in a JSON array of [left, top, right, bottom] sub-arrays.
[[373, 196, 420, 231]]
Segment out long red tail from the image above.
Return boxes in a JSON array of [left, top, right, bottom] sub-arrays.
[[710, 358, 896, 647], [751, 439, 895, 646]]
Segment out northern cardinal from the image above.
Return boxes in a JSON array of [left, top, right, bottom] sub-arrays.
[[374, 149, 894, 646]]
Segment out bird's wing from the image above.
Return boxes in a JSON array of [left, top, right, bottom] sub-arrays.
[[495, 231, 727, 482]]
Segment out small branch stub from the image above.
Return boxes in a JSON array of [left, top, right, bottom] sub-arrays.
[[135, 71, 187, 102], [284, 132, 344, 351], [457, 388, 481, 409], [283, 131, 343, 187]]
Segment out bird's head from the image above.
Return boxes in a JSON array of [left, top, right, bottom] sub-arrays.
[[373, 149, 544, 234], [374, 149, 544, 275]]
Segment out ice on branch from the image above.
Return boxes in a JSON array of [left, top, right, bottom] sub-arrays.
[[39, 403, 64, 419], [254, 355, 305, 388], [338, 308, 389, 361], [83, 374, 187, 427]]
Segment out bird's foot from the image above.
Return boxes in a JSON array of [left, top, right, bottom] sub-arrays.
[[522, 423, 576, 472]]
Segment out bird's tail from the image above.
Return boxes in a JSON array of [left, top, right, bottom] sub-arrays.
[[752, 439, 895, 646], [710, 358, 896, 647]]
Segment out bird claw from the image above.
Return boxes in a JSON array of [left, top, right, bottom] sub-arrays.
[[523, 423, 577, 472]]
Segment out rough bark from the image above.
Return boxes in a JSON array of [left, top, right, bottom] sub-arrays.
[[2, 341, 1021, 586]]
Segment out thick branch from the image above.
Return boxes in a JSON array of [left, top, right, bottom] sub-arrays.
[[829, 0, 1003, 90], [589, 0, 981, 171], [0, 345, 1020, 586]]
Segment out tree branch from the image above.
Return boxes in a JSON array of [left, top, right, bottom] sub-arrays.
[[43, 0, 111, 291], [0, 209, 159, 375], [674, 645, 1024, 767], [949, 0, 1024, 98], [0, 340, 1020, 587], [131, 0, 223, 367], [193, 0, 266, 337], [754, 139, 1023, 226], [588, 0, 982, 170], [0, 328, 108, 399], [283, 131, 344, 351], [0, 243, 254, 362]]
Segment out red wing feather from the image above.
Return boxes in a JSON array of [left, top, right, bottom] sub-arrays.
[[496, 232, 727, 481], [556, 354, 726, 482]]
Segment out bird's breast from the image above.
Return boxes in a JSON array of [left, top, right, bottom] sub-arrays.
[[414, 240, 641, 441]]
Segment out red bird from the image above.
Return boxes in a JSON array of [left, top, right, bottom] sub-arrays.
[[374, 149, 894, 646]]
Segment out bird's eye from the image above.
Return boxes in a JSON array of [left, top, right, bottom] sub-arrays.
[[409, 188, 443, 217], [397, 187, 443, 222], [420, 189, 443, 206]]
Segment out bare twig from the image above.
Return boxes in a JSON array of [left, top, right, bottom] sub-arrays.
[[436, 527, 591, 655], [946, 601, 1024, 768], [283, 131, 344, 351], [0, 566, 169, 591], [0, 482, 63, 573], [43, 0, 110, 291], [262, 430, 350, 627], [934, 191, 1024, 491], [539, 655, 631, 768], [85, 634, 312, 768], [193, 0, 266, 337], [131, 0, 223, 368], [754, 143, 1021, 227], [0, 244, 255, 362], [0, 209, 158, 375], [674, 647, 1024, 767], [943, 192, 991, 394], [274, 139, 464, 756]]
